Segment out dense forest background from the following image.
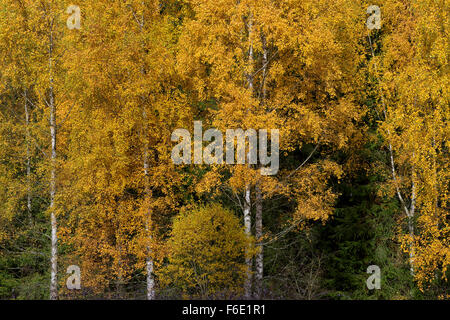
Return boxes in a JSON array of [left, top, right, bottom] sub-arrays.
[[0, 0, 448, 300]]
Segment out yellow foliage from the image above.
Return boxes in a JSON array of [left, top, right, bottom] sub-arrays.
[[159, 204, 255, 298]]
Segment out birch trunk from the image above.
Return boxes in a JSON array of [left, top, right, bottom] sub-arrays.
[[24, 89, 32, 225], [254, 185, 263, 298], [135, 3, 155, 299], [388, 142, 416, 276], [48, 23, 58, 300], [407, 215, 415, 275], [408, 167, 416, 276], [242, 12, 254, 299], [254, 33, 268, 299], [368, 32, 416, 276], [243, 184, 252, 299], [143, 107, 155, 300]]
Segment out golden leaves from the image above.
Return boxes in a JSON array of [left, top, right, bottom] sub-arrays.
[[159, 203, 254, 298]]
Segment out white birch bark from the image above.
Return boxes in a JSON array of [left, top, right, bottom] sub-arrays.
[[132, 2, 156, 299], [24, 89, 32, 225], [254, 185, 263, 298], [242, 12, 254, 299], [243, 184, 252, 299], [143, 106, 155, 300], [48, 21, 58, 300], [368, 32, 416, 276], [254, 33, 268, 299], [387, 130, 416, 276]]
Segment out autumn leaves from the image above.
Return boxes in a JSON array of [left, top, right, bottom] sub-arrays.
[[0, 0, 447, 299], [171, 121, 280, 175]]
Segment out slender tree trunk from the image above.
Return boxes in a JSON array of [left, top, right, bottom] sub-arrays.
[[243, 184, 252, 299], [143, 137, 155, 300], [254, 185, 263, 298], [242, 11, 254, 299], [407, 167, 416, 276], [145, 243, 155, 300], [432, 136, 440, 227], [48, 23, 58, 301], [24, 89, 32, 225], [260, 33, 268, 102], [135, 3, 156, 299], [254, 33, 268, 299], [368, 31, 416, 276], [389, 142, 416, 276], [116, 242, 124, 299], [143, 106, 155, 300], [407, 215, 415, 275]]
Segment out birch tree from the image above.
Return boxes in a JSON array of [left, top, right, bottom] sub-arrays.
[[177, 0, 365, 298], [0, 0, 76, 300], [371, 0, 449, 287]]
